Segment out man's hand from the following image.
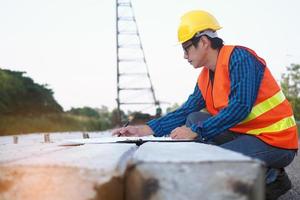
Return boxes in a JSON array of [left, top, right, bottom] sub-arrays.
[[170, 125, 198, 139], [112, 125, 154, 137]]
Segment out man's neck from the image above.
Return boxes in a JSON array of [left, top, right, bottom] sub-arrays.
[[205, 48, 220, 72]]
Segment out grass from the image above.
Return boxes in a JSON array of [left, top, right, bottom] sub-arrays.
[[0, 113, 108, 136]]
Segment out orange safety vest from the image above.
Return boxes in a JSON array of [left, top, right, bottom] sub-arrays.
[[197, 45, 298, 149]]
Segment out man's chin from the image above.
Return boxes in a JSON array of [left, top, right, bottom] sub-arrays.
[[189, 62, 201, 69], [189, 63, 197, 68], [193, 65, 202, 69]]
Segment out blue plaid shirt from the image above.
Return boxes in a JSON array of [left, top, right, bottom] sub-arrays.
[[147, 47, 265, 141]]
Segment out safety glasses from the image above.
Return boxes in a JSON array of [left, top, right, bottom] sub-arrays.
[[182, 41, 193, 54]]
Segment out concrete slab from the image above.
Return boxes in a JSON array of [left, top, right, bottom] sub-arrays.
[[0, 143, 67, 164], [126, 142, 264, 200], [0, 131, 112, 145], [132, 142, 254, 163], [0, 143, 137, 200]]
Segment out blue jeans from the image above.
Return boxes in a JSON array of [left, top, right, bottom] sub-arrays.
[[186, 112, 297, 183]]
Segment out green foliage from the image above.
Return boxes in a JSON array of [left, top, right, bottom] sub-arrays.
[[126, 111, 153, 125], [110, 108, 127, 127], [0, 68, 62, 116], [66, 106, 116, 130], [68, 107, 100, 118], [166, 103, 180, 113], [0, 114, 104, 135], [280, 64, 300, 120]]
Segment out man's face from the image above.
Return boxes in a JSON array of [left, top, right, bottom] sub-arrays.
[[182, 37, 206, 69]]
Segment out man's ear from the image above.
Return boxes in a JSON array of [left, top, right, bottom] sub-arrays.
[[201, 36, 210, 49]]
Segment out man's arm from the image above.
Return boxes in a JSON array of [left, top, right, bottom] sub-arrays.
[[147, 85, 205, 137], [113, 85, 206, 137]]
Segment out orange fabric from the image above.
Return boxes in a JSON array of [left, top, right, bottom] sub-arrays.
[[231, 100, 293, 132], [197, 45, 298, 149], [256, 126, 298, 149]]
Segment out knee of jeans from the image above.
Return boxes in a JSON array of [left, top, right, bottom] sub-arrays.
[[284, 151, 296, 166], [269, 150, 296, 169], [279, 150, 296, 168]]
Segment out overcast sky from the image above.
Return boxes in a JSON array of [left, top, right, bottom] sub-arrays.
[[1, 0, 300, 113]]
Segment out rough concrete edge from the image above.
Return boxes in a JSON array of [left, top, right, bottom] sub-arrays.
[[131, 157, 255, 165], [95, 144, 139, 200], [129, 158, 265, 167], [115, 145, 138, 176], [124, 157, 266, 200]]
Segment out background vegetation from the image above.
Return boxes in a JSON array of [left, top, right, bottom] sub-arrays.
[[0, 69, 122, 135], [280, 64, 300, 120], [280, 64, 300, 131]]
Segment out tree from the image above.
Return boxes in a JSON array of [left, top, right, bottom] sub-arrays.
[[0, 68, 62, 116], [166, 103, 180, 113], [280, 64, 300, 120], [110, 108, 127, 127], [68, 107, 100, 118]]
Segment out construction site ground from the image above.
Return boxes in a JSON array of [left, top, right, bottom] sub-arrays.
[[279, 140, 300, 200]]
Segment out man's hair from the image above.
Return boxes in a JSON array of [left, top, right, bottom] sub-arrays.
[[191, 35, 224, 50]]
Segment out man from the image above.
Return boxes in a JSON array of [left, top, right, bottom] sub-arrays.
[[113, 10, 298, 199]]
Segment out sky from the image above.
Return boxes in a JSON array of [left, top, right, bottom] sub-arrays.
[[0, 0, 300, 113]]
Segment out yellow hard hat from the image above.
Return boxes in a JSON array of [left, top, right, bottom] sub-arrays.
[[177, 10, 222, 44]]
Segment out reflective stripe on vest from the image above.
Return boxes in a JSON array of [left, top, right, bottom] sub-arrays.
[[246, 116, 296, 135], [239, 90, 286, 124]]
